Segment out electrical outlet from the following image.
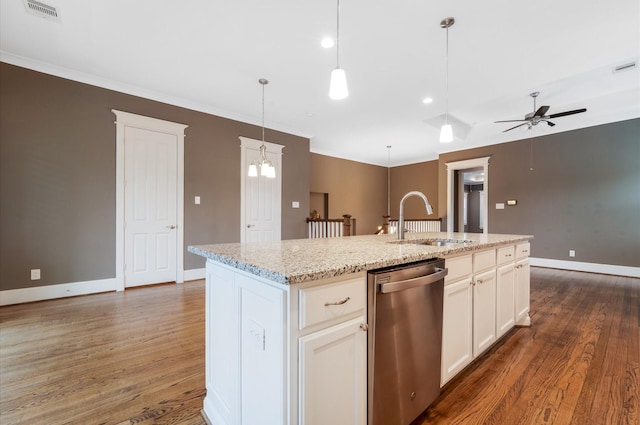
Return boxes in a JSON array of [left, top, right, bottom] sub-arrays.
[[569, 250, 575, 257], [31, 269, 41, 280]]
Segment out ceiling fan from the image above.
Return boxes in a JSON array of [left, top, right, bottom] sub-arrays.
[[495, 92, 587, 133]]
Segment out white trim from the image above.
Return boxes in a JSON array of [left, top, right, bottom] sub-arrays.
[[112, 110, 188, 290], [0, 279, 116, 306], [530, 257, 640, 278], [184, 268, 206, 281], [446, 157, 490, 235]]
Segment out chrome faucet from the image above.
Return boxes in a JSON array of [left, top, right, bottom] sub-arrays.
[[398, 191, 434, 240]]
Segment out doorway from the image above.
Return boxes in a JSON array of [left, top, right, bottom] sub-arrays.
[[455, 169, 485, 233], [446, 157, 489, 235], [239, 136, 283, 243], [113, 110, 187, 290]]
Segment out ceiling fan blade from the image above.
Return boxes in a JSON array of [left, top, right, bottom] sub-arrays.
[[534, 105, 550, 117], [548, 108, 587, 119], [503, 122, 529, 132], [494, 119, 528, 123]]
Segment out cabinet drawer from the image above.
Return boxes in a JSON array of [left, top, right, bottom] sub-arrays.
[[497, 246, 515, 264], [516, 242, 530, 259], [473, 249, 496, 273], [444, 255, 472, 284], [299, 278, 365, 331]]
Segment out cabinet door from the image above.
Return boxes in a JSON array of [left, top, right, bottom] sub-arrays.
[[496, 263, 515, 338], [299, 317, 366, 425], [441, 277, 473, 386], [515, 258, 531, 325], [473, 269, 497, 357]]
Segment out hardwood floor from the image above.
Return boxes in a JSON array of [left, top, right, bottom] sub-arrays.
[[1, 267, 638, 425], [0, 282, 207, 425], [417, 267, 639, 425]]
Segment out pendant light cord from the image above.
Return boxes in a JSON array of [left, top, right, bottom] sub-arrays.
[[387, 145, 391, 216], [336, 0, 341, 68], [261, 82, 265, 142], [445, 24, 449, 125]]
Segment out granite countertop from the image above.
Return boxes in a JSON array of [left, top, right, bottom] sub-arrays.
[[188, 232, 533, 285]]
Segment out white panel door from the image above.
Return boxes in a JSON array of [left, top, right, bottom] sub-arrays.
[[124, 127, 178, 287], [240, 137, 283, 243]]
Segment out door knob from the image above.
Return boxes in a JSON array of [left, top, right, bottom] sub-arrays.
[[247, 224, 255, 228], [166, 225, 176, 229]]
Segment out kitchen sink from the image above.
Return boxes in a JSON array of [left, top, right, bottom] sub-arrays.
[[391, 238, 475, 247]]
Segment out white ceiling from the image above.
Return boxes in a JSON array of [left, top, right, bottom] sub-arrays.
[[1, 0, 639, 166]]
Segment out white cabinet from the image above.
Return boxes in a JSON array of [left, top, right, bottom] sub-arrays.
[[496, 263, 515, 338], [515, 242, 531, 326], [202, 260, 366, 425], [471, 249, 497, 357], [442, 276, 473, 385], [442, 242, 531, 386], [472, 268, 496, 356], [299, 318, 366, 425], [297, 278, 367, 425]]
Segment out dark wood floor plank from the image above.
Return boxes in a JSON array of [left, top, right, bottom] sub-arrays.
[[2, 268, 638, 425]]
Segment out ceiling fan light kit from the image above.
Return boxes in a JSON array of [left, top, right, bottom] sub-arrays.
[[495, 91, 587, 133]]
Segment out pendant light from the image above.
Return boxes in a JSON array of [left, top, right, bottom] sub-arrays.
[[329, 0, 348, 100], [248, 79, 276, 178], [439, 17, 455, 143]]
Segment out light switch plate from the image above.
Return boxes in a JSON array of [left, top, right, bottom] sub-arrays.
[[292, 201, 300, 208], [31, 269, 41, 280], [195, 196, 201, 205], [496, 203, 505, 210]]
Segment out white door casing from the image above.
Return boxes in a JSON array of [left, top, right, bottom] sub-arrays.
[[446, 157, 490, 234], [113, 110, 187, 290], [239, 136, 283, 243]]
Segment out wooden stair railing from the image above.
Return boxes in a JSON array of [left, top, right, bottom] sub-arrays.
[[307, 215, 355, 238]]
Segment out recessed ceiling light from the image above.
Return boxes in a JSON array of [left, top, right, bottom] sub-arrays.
[[422, 97, 433, 104], [321, 37, 335, 48]]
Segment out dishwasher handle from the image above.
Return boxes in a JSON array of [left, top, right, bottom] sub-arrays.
[[378, 267, 448, 294]]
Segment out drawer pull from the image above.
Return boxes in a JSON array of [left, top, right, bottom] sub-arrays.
[[360, 323, 369, 331], [324, 297, 350, 307]]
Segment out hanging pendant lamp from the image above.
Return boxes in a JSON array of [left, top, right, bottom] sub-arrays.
[[329, 0, 348, 100], [248, 78, 276, 178], [440, 17, 455, 143]]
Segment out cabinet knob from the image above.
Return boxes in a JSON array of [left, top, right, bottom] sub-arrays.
[[477, 279, 483, 284], [360, 323, 369, 332]]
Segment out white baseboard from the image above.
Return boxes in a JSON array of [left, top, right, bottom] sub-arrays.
[[1, 268, 207, 306], [184, 268, 205, 281], [0, 278, 116, 306], [530, 257, 640, 278]]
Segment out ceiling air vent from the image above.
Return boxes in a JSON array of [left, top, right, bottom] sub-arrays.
[[612, 61, 637, 74], [23, 0, 61, 22]]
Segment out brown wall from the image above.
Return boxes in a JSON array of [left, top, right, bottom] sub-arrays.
[[310, 154, 387, 235], [437, 119, 640, 267], [389, 160, 439, 219], [0, 63, 310, 291]]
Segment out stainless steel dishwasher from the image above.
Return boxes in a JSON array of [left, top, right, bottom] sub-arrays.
[[367, 258, 447, 425]]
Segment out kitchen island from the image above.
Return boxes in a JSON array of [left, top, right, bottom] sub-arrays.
[[188, 232, 533, 425]]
